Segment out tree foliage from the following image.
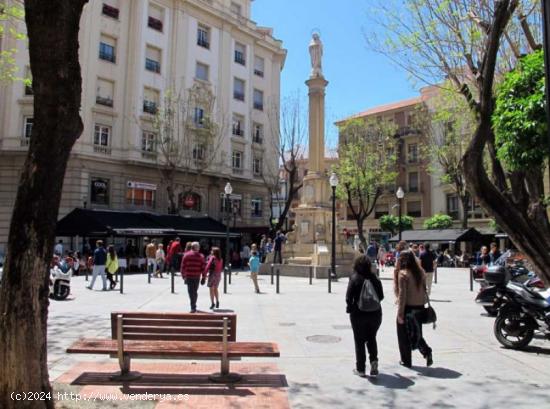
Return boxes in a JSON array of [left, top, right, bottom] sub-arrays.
[[423, 213, 454, 229], [0, 1, 26, 83], [379, 214, 414, 235], [335, 117, 398, 244], [367, 0, 550, 286], [267, 94, 306, 233], [493, 49, 547, 172], [152, 82, 226, 214], [416, 82, 477, 228]]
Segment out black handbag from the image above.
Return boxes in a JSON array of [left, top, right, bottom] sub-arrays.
[[422, 287, 437, 328]]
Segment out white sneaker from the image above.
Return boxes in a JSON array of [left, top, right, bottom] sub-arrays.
[[353, 369, 366, 378], [370, 360, 379, 377]]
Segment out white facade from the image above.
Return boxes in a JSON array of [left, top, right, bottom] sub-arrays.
[[0, 0, 286, 251]]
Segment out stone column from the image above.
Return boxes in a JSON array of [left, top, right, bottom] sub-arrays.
[[305, 77, 328, 175]]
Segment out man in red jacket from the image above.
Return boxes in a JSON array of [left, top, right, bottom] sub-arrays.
[[166, 237, 183, 275], [181, 241, 206, 312]]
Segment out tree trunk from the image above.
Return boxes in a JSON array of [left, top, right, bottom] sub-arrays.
[[0, 1, 88, 408], [356, 216, 367, 248], [460, 195, 469, 229]]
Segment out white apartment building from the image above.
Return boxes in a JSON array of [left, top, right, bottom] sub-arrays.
[[0, 0, 287, 252]]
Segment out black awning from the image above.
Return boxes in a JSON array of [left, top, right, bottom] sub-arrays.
[[149, 214, 240, 238], [388, 228, 483, 243], [56, 208, 175, 237], [56, 208, 239, 238]]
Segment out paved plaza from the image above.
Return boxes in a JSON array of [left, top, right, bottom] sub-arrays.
[[47, 268, 550, 408]]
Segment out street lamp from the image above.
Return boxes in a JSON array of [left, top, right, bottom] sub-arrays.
[[329, 172, 339, 294], [396, 186, 405, 242], [224, 182, 233, 276]]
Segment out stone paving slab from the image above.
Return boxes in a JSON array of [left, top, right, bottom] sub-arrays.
[[48, 267, 550, 408], [53, 362, 289, 409]]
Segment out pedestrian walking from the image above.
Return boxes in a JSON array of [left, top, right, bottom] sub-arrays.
[[396, 251, 433, 368], [166, 238, 183, 275], [205, 247, 223, 309], [377, 246, 386, 272], [54, 239, 64, 256], [105, 245, 118, 290], [259, 235, 267, 262], [346, 254, 384, 377], [155, 243, 165, 278], [181, 242, 206, 313], [248, 250, 261, 293], [419, 243, 437, 295], [241, 243, 251, 271], [146, 239, 157, 276], [87, 240, 107, 291], [273, 231, 284, 264]]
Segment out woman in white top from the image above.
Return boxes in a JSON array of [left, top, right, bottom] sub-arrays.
[[155, 243, 165, 278]]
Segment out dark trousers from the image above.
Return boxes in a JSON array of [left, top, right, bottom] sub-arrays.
[[273, 249, 282, 264], [186, 278, 200, 311], [350, 310, 382, 372], [396, 306, 432, 366], [106, 272, 116, 289]]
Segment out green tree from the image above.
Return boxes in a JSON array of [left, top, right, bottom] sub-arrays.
[[0, 1, 26, 83], [0, 1, 90, 407], [424, 214, 454, 230], [368, 0, 550, 286], [416, 82, 477, 228], [493, 50, 546, 173], [335, 118, 398, 246], [379, 214, 414, 236]]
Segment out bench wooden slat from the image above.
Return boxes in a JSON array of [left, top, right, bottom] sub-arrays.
[[123, 326, 224, 335], [123, 319, 229, 328], [67, 339, 280, 358], [112, 311, 236, 320], [123, 334, 224, 342]]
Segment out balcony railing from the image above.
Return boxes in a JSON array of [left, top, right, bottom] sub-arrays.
[[148, 16, 163, 32], [96, 96, 113, 107], [143, 101, 158, 114], [232, 167, 243, 175], [99, 50, 116, 63], [396, 126, 420, 137], [233, 91, 245, 101], [141, 151, 157, 160], [20, 137, 30, 147], [252, 135, 263, 144], [126, 198, 155, 208], [251, 210, 263, 217], [197, 38, 210, 49], [232, 128, 244, 136], [234, 51, 245, 65], [102, 4, 119, 19], [254, 69, 264, 77], [93, 145, 112, 155], [145, 58, 161, 73], [253, 101, 263, 111]]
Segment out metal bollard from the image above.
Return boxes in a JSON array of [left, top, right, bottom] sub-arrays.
[[171, 269, 175, 294], [434, 268, 438, 284], [229, 264, 232, 285], [271, 264, 274, 285], [148, 269, 151, 284], [119, 267, 124, 294], [309, 266, 313, 285], [276, 268, 280, 294], [469, 267, 473, 292], [223, 267, 228, 294], [85, 267, 89, 282]]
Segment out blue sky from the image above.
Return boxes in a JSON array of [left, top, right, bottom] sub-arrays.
[[253, 0, 419, 147]]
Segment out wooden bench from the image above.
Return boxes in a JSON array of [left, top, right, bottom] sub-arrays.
[[66, 311, 279, 383]]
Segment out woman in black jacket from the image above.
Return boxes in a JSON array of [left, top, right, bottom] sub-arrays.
[[346, 254, 384, 377]]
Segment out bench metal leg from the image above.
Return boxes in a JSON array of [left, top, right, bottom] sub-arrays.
[[209, 317, 241, 383], [110, 353, 142, 381]]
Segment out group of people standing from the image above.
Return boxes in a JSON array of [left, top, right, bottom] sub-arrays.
[[346, 242, 435, 378]]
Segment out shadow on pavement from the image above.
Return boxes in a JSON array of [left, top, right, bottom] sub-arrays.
[[515, 345, 550, 356], [413, 366, 462, 379], [367, 373, 415, 389]]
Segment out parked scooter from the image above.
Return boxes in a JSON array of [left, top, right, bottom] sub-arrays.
[[49, 256, 73, 300], [475, 252, 540, 315], [493, 280, 550, 349]]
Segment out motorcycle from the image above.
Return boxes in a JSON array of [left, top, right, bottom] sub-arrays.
[[493, 280, 550, 349], [49, 258, 73, 300]]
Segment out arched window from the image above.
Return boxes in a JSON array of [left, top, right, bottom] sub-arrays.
[[179, 192, 201, 212]]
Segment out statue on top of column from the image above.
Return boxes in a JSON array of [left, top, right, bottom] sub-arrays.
[[309, 33, 323, 78]]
